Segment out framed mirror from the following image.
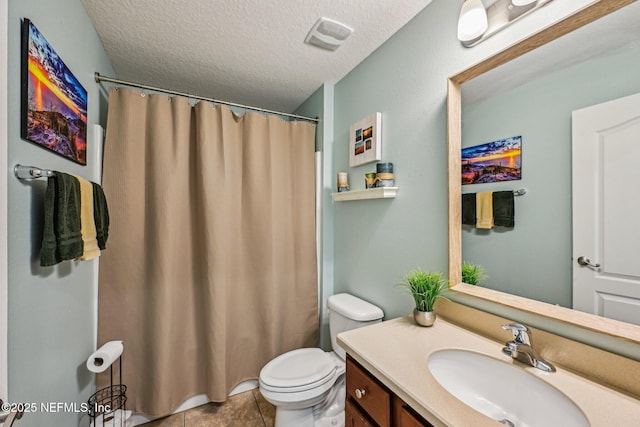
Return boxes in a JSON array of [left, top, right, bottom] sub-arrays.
[[447, 0, 640, 344]]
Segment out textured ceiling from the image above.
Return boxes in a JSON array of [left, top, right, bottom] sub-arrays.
[[80, 0, 433, 113]]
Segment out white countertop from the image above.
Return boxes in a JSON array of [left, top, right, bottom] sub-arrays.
[[337, 316, 640, 427]]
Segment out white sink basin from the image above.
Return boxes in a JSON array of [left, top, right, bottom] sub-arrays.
[[428, 349, 589, 427]]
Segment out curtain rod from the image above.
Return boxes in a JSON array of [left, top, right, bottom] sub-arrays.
[[94, 72, 319, 123]]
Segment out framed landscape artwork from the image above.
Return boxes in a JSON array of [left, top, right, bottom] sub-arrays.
[[349, 112, 382, 167], [21, 19, 88, 165], [461, 136, 522, 185]]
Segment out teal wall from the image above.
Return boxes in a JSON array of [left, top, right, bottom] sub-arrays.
[[329, 0, 527, 319], [461, 42, 640, 308], [6, 0, 114, 425]]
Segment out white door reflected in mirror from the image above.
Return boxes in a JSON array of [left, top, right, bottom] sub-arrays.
[[572, 91, 640, 326]]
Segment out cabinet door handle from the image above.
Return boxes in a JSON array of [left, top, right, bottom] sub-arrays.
[[355, 388, 366, 399]]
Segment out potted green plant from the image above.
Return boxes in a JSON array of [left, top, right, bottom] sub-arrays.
[[398, 269, 448, 327], [462, 261, 487, 286]]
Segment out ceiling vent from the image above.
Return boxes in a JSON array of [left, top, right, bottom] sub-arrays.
[[305, 17, 353, 51]]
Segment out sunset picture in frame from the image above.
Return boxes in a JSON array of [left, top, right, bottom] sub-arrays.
[[461, 136, 522, 185], [21, 19, 88, 165]]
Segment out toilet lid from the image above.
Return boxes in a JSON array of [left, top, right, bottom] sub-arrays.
[[260, 348, 336, 391]]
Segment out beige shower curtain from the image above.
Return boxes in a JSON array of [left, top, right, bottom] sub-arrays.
[[98, 87, 318, 417]]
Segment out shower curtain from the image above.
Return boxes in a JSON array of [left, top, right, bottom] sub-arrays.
[[97, 87, 318, 417]]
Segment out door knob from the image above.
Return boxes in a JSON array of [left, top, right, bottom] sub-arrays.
[[577, 256, 600, 268]]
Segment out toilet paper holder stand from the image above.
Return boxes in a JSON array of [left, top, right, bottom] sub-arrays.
[[87, 354, 128, 426]]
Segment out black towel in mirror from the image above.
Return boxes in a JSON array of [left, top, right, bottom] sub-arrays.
[[462, 193, 476, 225], [493, 191, 514, 227]]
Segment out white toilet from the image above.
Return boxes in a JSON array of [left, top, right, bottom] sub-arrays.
[[259, 293, 384, 427]]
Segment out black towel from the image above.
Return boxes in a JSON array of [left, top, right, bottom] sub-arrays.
[[462, 193, 476, 225], [40, 173, 84, 266], [493, 191, 515, 227], [92, 182, 110, 250]]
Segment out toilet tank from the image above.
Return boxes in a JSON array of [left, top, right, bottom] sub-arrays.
[[327, 293, 384, 360]]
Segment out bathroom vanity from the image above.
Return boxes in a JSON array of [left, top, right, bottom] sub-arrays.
[[337, 304, 640, 427]]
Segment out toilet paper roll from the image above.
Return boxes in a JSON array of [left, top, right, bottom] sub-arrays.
[[87, 340, 123, 373]]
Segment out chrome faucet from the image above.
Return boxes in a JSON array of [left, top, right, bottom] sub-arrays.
[[502, 323, 556, 373]]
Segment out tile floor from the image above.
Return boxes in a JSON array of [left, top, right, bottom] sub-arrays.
[[140, 389, 275, 427]]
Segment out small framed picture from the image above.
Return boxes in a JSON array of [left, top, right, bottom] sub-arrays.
[[21, 18, 88, 165], [349, 112, 382, 167]]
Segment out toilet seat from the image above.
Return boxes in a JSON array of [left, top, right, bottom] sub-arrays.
[[260, 348, 337, 393]]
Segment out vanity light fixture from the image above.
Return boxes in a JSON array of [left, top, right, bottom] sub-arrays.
[[457, 0, 488, 44], [457, 0, 555, 48]]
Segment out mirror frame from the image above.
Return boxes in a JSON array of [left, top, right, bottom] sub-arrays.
[[447, 0, 640, 344]]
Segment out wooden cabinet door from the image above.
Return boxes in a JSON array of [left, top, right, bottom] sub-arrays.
[[346, 356, 437, 427], [346, 398, 375, 427], [393, 396, 434, 427], [346, 357, 391, 427]]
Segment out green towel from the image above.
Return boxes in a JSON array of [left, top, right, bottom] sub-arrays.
[[40, 173, 84, 266], [493, 191, 515, 227], [92, 182, 110, 250]]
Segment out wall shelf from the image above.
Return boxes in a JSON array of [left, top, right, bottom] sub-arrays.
[[331, 187, 398, 202]]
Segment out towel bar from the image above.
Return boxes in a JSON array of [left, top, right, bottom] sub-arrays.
[[14, 164, 56, 179], [463, 188, 526, 196]]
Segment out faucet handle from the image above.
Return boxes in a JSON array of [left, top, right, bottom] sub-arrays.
[[502, 323, 531, 344]]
